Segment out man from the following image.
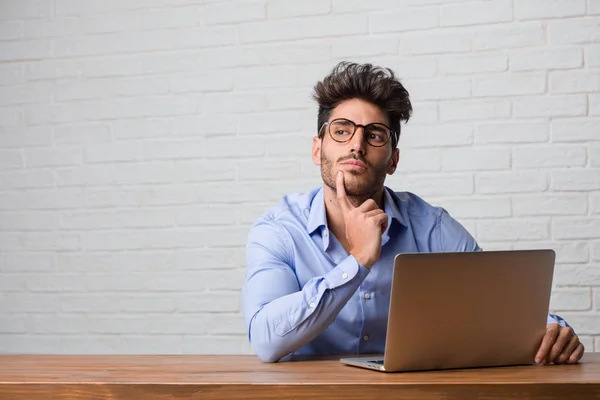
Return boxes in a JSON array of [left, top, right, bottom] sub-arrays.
[[241, 62, 585, 364]]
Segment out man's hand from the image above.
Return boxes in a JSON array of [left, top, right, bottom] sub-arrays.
[[336, 171, 388, 268], [535, 323, 584, 365]]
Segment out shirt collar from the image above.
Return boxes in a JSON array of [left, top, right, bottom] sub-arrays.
[[306, 186, 407, 236]]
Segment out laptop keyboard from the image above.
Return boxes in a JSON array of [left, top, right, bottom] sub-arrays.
[[370, 360, 384, 364]]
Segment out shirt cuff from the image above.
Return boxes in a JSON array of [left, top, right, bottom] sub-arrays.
[[323, 254, 370, 289]]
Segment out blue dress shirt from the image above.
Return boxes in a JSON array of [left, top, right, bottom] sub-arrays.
[[242, 186, 568, 362]]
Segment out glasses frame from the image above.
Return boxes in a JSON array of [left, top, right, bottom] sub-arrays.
[[319, 118, 397, 148]]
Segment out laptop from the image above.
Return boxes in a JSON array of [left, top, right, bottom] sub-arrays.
[[340, 249, 555, 372]]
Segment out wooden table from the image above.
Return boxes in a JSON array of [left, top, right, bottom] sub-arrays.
[[1, 353, 600, 399]]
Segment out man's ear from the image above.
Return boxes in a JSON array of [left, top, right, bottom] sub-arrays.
[[312, 136, 322, 165], [387, 148, 399, 175]]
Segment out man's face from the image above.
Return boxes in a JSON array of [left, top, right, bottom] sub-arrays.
[[312, 98, 399, 198]]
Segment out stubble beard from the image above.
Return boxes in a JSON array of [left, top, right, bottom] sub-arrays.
[[320, 149, 389, 206]]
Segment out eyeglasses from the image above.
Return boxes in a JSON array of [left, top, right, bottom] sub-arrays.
[[319, 118, 396, 147]]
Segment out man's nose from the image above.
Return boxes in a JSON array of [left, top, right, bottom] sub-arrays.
[[348, 126, 367, 154]]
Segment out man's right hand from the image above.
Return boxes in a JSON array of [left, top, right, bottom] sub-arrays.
[[336, 171, 388, 268]]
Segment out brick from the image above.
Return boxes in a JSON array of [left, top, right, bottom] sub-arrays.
[[555, 265, 600, 286], [514, 241, 588, 263], [475, 122, 549, 144], [4, 188, 85, 210], [260, 42, 331, 65], [512, 194, 588, 216], [135, 185, 203, 207], [176, 206, 238, 227], [587, 45, 600, 67], [24, 232, 81, 251], [549, 19, 600, 45], [403, 124, 473, 148], [397, 149, 441, 172], [55, 77, 170, 101], [370, 7, 439, 33], [0, 253, 54, 272], [26, 315, 88, 334], [25, 103, 83, 125], [268, 0, 330, 18], [438, 54, 507, 75], [513, 145, 587, 168], [81, 96, 201, 121], [26, 59, 83, 81], [440, 99, 511, 121], [332, 0, 467, 13], [265, 136, 313, 157], [442, 148, 510, 171], [553, 170, 600, 191], [331, 37, 397, 58], [473, 72, 546, 97], [23, 146, 83, 168], [510, 47, 583, 71], [238, 160, 302, 180], [477, 219, 550, 241], [591, 0, 600, 14], [3, 293, 59, 313], [398, 30, 472, 55], [84, 270, 244, 292], [206, 137, 265, 158], [0, 0, 52, 20], [0, 318, 26, 334], [476, 171, 549, 193], [0, 64, 24, 86], [593, 195, 600, 215], [23, 17, 80, 38], [515, 0, 586, 20], [594, 241, 600, 260], [82, 6, 202, 33], [0, 40, 51, 62], [61, 209, 174, 230], [237, 111, 303, 134], [173, 160, 237, 183], [83, 53, 197, 78], [143, 140, 204, 160], [0, 211, 57, 231], [233, 66, 299, 90], [552, 119, 600, 142], [408, 77, 471, 101], [0, 335, 60, 353], [473, 22, 546, 50], [550, 288, 591, 311], [0, 82, 53, 106], [441, 0, 512, 27], [205, 1, 265, 25], [439, 197, 512, 219], [56, 163, 173, 187], [591, 94, 600, 116], [0, 21, 23, 40], [54, 123, 111, 145], [84, 143, 142, 164], [390, 173, 474, 196], [170, 72, 233, 93], [85, 187, 140, 209], [265, 89, 312, 111], [374, 57, 437, 79], [0, 107, 22, 127], [1, 127, 53, 148], [0, 150, 22, 170], [553, 218, 600, 240], [513, 95, 587, 118], [402, 103, 438, 125], [239, 14, 368, 43], [551, 70, 600, 93], [591, 145, 600, 167], [0, 172, 46, 195]]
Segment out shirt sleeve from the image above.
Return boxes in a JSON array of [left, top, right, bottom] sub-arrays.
[[241, 218, 370, 362]]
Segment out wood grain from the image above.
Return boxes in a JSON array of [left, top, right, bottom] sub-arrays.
[[1, 353, 599, 399]]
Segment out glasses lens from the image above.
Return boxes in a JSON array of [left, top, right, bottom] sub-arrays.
[[365, 124, 391, 146], [329, 119, 355, 142]]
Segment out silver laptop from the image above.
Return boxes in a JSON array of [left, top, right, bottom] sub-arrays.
[[340, 249, 555, 372]]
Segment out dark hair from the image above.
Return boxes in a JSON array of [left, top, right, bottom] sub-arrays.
[[312, 61, 412, 149]]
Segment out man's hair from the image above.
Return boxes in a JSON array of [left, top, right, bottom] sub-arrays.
[[312, 61, 412, 149]]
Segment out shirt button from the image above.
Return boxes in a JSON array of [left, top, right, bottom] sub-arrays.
[[364, 292, 371, 300], [363, 335, 370, 341], [309, 302, 316, 308], [342, 273, 348, 279]]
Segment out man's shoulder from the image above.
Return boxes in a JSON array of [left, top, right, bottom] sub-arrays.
[[388, 188, 446, 219]]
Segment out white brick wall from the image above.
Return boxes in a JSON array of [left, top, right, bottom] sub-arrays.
[[0, 0, 599, 354]]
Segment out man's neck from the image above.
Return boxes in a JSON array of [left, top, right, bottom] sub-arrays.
[[322, 185, 385, 251]]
